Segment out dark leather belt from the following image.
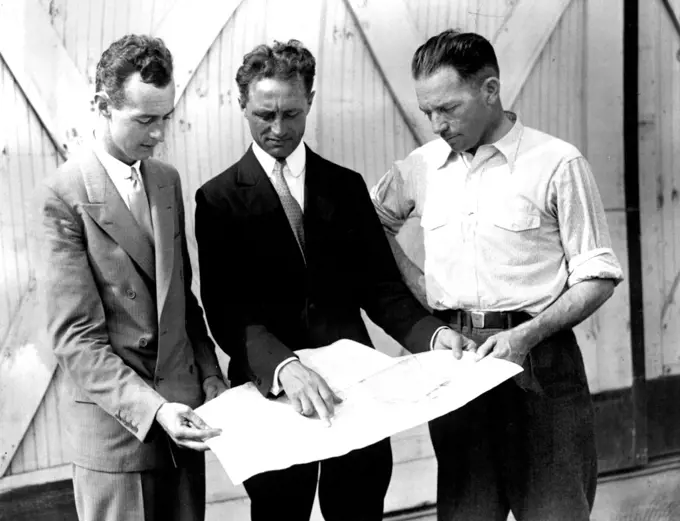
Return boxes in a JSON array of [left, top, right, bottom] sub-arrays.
[[433, 309, 531, 330]]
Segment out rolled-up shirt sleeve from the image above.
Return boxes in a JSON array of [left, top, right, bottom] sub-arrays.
[[370, 162, 416, 236], [551, 156, 624, 287]]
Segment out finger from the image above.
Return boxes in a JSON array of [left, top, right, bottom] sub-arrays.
[[317, 380, 339, 411], [185, 410, 210, 430], [290, 396, 304, 415], [475, 338, 496, 360], [173, 425, 221, 442], [309, 391, 332, 426], [299, 394, 314, 417], [176, 439, 211, 452]]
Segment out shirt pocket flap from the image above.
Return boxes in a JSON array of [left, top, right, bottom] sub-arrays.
[[492, 209, 540, 232], [421, 209, 449, 231]]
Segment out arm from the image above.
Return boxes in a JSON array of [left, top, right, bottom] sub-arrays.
[[477, 157, 623, 363], [174, 180, 223, 395], [37, 184, 166, 442], [386, 235, 429, 309], [350, 172, 445, 353], [371, 161, 429, 308], [194, 186, 296, 394]]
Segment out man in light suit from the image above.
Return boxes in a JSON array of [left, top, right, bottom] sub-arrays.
[[36, 34, 226, 521], [195, 39, 476, 521]]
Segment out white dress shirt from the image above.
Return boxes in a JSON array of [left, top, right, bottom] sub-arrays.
[[92, 139, 146, 213], [251, 140, 307, 395]]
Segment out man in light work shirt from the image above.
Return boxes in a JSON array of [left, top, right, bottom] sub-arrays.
[[370, 30, 623, 521]]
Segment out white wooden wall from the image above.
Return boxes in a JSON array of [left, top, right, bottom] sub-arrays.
[[639, 0, 680, 380], [0, 0, 632, 517]]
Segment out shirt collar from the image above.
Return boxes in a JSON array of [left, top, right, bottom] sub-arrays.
[[491, 112, 523, 172], [92, 136, 141, 180], [252, 140, 306, 178], [436, 111, 524, 172]]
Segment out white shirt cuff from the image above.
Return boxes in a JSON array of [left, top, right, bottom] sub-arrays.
[[430, 326, 451, 350], [270, 356, 299, 396]]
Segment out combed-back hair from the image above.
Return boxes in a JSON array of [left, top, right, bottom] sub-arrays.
[[411, 30, 499, 85], [236, 39, 316, 107], [95, 34, 173, 107]]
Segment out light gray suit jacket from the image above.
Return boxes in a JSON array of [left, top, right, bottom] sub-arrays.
[[37, 147, 221, 472]]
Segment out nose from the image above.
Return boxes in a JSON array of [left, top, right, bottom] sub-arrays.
[[271, 116, 284, 136], [149, 121, 165, 143], [430, 111, 448, 135]]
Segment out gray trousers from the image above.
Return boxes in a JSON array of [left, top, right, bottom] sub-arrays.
[[72, 457, 205, 521]]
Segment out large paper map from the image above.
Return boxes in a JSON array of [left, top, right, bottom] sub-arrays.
[[196, 340, 522, 485]]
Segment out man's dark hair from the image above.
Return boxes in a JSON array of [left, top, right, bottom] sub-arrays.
[[236, 39, 316, 108], [411, 30, 499, 85], [95, 34, 173, 107]]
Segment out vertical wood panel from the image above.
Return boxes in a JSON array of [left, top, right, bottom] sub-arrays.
[[639, 0, 680, 379], [407, 0, 510, 39], [0, 55, 61, 347], [513, 0, 630, 392]]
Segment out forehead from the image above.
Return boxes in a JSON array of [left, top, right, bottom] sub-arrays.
[[119, 72, 175, 114], [246, 77, 309, 109], [415, 67, 475, 104]]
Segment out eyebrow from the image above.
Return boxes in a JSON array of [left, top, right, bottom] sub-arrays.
[[137, 108, 176, 119]]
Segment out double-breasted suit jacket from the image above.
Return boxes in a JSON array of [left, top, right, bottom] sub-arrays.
[[195, 145, 445, 395], [38, 148, 220, 471]]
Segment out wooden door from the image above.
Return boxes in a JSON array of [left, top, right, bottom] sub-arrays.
[[0, 0, 636, 517]]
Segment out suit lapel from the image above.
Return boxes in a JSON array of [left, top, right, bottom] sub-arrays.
[[79, 149, 156, 280], [143, 160, 176, 317]]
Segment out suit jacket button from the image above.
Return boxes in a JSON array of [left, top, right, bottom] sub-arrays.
[[139, 338, 148, 347], [127, 289, 136, 299]]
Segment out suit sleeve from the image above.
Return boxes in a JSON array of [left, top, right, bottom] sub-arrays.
[[36, 184, 166, 442], [347, 172, 445, 353], [175, 180, 221, 382], [195, 186, 296, 395]]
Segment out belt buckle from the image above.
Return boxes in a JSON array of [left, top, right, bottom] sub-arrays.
[[470, 311, 485, 329]]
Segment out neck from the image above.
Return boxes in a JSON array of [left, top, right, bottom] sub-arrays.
[[96, 126, 135, 166], [479, 106, 513, 148]]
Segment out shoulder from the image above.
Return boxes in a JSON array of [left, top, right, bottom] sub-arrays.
[[145, 157, 181, 183], [390, 138, 450, 181], [41, 151, 88, 202], [307, 149, 366, 190], [196, 158, 243, 208], [520, 125, 583, 164]]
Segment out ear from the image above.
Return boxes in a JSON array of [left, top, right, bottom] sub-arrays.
[[480, 77, 500, 106], [94, 91, 113, 118], [306, 90, 316, 113]]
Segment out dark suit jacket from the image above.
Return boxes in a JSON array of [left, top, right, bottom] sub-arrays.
[[37, 147, 221, 472], [195, 145, 444, 395]]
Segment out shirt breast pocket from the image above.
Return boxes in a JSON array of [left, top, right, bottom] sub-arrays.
[[420, 208, 459, 267], [491, 209, 540, 233], [486, 205, 541, 265]]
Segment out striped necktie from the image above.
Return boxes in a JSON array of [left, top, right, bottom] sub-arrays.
[[127, 165, 154, 245], [271, 159, 305, 256]]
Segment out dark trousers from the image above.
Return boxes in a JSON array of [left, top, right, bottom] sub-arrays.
[[243, 437, 392, 521], [429, 327, 597, 521]]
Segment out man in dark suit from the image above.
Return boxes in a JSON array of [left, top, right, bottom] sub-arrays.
[[195, 39, 475, 521], [37, 35, 226, 521]]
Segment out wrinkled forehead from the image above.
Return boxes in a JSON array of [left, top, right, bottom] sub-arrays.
[[247, 76, 310, 109]]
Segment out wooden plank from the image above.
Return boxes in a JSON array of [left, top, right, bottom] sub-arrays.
[[153, 0, 245, 105], [495, 0, 573, 109], [344, 0, 432, 145], [0, 287, 58, 477], [0, 0, 93, 158], [0, 464, 71, 494]]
